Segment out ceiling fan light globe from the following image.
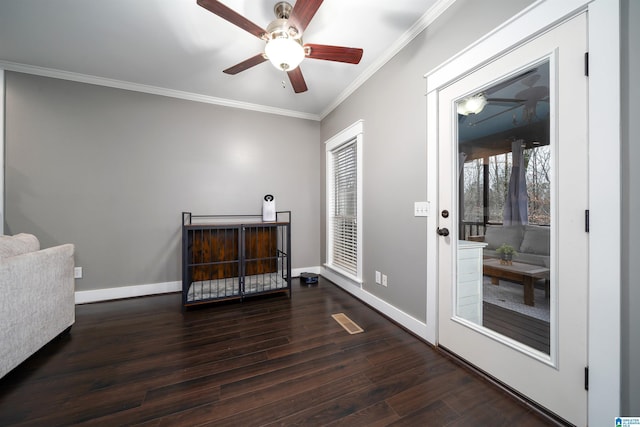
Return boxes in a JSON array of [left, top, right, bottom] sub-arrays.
[[265, 37, 305, 71], [457, 103, 471, 116], [457, 93, 487, 115]]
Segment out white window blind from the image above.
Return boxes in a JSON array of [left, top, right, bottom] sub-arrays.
[[329, 140, 358, 275], [325, 120, 363, 283]]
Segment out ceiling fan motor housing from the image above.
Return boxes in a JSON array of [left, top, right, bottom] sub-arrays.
[[268, 1, 301, 40], [274, 1, 293, 20], [266, 19, 301, 40]]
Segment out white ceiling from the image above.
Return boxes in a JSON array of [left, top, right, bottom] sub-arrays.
[[0, 0, 449, 120]]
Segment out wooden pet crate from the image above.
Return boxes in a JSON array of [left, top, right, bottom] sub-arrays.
[[181, 212, 291, 308]]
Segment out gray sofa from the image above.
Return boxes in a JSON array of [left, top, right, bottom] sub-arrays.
[[0, 233, 75, 378], [480, 224, 550, 267]]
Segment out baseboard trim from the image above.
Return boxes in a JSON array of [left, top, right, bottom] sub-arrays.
[[73, 266, 427, 342], [321, 267, 428, 339], [74, 267, 321, 304], [292, 266, 321, 276], [75, 281, 181, 304]]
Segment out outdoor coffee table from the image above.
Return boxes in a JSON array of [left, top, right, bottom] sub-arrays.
[[482, 258, 550, 307]]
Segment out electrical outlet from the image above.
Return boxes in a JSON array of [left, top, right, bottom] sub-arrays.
[[74, 267, 83, 279], [375, 271, 381, 284], [382, 274, 388, 287]]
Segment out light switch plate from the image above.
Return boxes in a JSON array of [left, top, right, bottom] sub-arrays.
[[414, 201, 429, 217]]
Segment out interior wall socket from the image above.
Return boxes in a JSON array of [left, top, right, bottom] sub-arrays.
[[382, 274, 388, 287], [74, 267, 83, 279], [375, 271, 381, 284]]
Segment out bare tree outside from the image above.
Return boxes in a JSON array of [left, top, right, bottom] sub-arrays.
[[525, 146, 551, 224], [462, 145, 551, 227], [462, 158, 484, 222]]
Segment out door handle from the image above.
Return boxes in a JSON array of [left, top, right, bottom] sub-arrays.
[[437, 227, 450, 237]]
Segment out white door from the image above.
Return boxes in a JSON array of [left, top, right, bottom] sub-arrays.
[[436, 14, 588, 425]]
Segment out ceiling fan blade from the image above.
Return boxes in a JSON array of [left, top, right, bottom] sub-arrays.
[[287, 68, 308, 93], [484, 68, 537, 95], [288, 0, 323, 33], [486, 97, 527, 106], [223, 54, 267, 75], [197, 0, 267, 39], [305, 44, 363, 64]]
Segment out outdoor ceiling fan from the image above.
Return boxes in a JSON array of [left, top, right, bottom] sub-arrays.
[[459, 69, 550, 125], [197, 0, 364, 93]]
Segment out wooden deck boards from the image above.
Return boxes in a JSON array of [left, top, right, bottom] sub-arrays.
[[483, 302, 551, 354]]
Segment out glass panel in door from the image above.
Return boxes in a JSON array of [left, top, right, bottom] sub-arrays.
[[456, 61, 552, 354]]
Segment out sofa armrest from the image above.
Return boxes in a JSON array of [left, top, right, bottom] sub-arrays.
[[0, 244, 75, 377]]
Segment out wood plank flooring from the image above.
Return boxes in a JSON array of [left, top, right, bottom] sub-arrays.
[[0, 278, 560, 426]]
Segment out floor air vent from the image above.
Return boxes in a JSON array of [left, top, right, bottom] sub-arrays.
[[332, 313, 364, 335]]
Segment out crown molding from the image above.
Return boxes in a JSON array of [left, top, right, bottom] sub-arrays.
[[319, 0, 457, 120], [0, 60, 321, 121], [1, 0, 455, 123]]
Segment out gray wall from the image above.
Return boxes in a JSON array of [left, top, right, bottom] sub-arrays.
[[320, 0, 534, 321], [5, 72, 320, 291], [621, 0, 639, 415]]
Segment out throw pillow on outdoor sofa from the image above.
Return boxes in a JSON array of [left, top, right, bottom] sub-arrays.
[[519, 225, 550, 255], [483, 225, 523, 251]]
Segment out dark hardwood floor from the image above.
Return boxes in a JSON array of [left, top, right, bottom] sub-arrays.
[[0, 278, 559, 426]]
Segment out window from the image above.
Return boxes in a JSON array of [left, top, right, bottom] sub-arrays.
[[325, 120, 363, 283]]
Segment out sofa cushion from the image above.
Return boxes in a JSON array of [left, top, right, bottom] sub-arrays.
[[519, 225, 550, 255], [0, 234, 40, 259], [483, 225, 523, 251]]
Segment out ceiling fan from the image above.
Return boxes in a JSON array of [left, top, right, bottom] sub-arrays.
[[197, 0, 364, 93], [459, 68, 549, 126]]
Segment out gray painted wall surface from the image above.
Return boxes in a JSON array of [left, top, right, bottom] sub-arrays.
[[320, 0, 534, 321], [621, 0, 639, 415], [5, 73, 320, 291]]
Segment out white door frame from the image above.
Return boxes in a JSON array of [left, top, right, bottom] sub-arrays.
[[1, 68, 5, 235], [425, 0, 621, 425]]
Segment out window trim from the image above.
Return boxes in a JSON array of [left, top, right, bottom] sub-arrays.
[[325, 120, 363, 285]]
